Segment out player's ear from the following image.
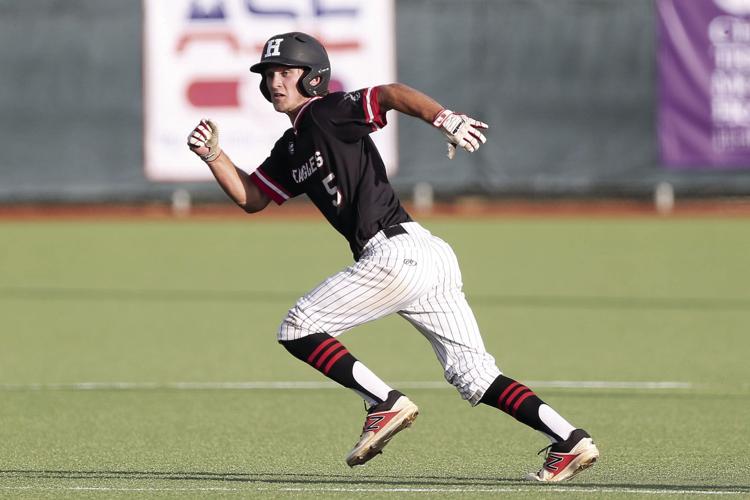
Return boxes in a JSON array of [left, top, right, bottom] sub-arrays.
[[309, 76, 322, 88]]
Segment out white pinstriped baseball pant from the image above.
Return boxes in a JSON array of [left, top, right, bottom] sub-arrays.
[[278, 221, 502, 405]]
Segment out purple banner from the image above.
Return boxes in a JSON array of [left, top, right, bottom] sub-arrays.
[[658, 0, 750, 168]]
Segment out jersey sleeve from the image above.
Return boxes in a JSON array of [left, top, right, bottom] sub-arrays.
[[248, 138, 300, 205], [314, 87, 388, 142]]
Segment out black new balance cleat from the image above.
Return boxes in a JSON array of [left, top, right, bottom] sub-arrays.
[[525, 428, 599, 482], [345, 390, 419, 467]]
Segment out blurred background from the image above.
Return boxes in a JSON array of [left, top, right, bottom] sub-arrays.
[[2, 0, 750, 210]]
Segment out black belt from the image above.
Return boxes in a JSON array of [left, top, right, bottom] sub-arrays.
[[383, 224, 408, 239]]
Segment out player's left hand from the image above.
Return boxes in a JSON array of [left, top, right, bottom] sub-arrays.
[[432, 109, 488, 159]]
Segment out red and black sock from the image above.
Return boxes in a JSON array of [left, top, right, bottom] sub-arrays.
[[280, 332, 387, 404], [480, 374, 566, 442]]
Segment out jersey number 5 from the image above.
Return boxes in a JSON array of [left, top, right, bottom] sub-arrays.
[[322, 173, 342, 207]]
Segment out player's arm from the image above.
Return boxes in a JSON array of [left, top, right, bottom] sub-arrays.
[[187, 120, 270, 213], [377, 83, 443, 123], [376, 83, 488, 159]]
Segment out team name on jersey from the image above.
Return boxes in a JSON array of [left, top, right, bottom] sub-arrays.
[[292, 151, 324, 184]]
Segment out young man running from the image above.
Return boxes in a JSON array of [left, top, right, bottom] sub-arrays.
[[188, 32, 599, 482]]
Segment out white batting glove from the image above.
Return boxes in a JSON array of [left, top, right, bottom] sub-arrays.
[[432, 109, 488, 159], [187, 119, 222, 162]]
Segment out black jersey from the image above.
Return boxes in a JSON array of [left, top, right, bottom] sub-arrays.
[[249, 87, 412, 260]]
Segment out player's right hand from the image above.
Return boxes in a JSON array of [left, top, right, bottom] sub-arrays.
[[188, 119, 222, 162], [432, 109, 488, 159]]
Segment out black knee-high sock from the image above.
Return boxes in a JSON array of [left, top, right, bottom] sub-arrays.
[[480, 374, 574, 442], [280, 333, 391, 404]]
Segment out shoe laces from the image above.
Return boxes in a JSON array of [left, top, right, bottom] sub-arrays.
[[537, 444, 553, 457], [359, 400, 380, 434]]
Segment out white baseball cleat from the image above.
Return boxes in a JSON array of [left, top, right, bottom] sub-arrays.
[[345, 390, 419, 467], [524, 428, 599, 482]]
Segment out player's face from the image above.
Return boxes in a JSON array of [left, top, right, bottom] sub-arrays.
[[265, 66, 309, 115]]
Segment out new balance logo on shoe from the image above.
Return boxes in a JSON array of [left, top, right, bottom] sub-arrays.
[[364, 411, 399, 432], [544, 453, 566, 471]]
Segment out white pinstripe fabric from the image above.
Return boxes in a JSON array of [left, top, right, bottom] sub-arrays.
[[278, 222, 501, 405]]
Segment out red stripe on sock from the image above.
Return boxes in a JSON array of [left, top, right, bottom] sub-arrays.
[[511, 391, 535, 416], [503, 386, 528, 412], [323, 348, 349, 375], [315, 344, 344, 369], [497, 381, 519, 409], [500, 383, 529, 413], [307, 337, 337, 364]]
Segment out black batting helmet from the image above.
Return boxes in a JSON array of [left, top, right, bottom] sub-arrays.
[[250, 32, 331, 102]]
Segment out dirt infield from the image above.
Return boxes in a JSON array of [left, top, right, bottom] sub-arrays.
[[1, 198, 750, 220]]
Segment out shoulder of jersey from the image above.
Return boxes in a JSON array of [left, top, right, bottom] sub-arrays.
[[310, 91, 358, 116], [313, 91, 341, 108], [302, 92, 344, 122]]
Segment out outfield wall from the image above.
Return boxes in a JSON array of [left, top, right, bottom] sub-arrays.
[[2, 0, 750, 203]]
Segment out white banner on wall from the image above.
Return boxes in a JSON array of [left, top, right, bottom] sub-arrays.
[[144, 0, 396, 181]]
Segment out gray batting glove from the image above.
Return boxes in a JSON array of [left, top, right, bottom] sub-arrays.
[[432, 109, 488, 159], [187, 119, 222, 162]]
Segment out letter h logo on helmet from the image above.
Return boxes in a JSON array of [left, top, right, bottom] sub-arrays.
[[264, 38, 283, 58]]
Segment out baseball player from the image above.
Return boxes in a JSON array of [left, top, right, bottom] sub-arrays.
[[188, 32, 599, 482]]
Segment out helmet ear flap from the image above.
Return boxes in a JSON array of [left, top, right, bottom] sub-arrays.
[[300, 69, 330, 97], [297, 68, 312, 97], [259, 78, 271, 102], [299, 68, 326, 98]]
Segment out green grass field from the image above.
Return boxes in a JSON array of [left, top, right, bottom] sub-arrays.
[[1, 216, 748, 498]]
